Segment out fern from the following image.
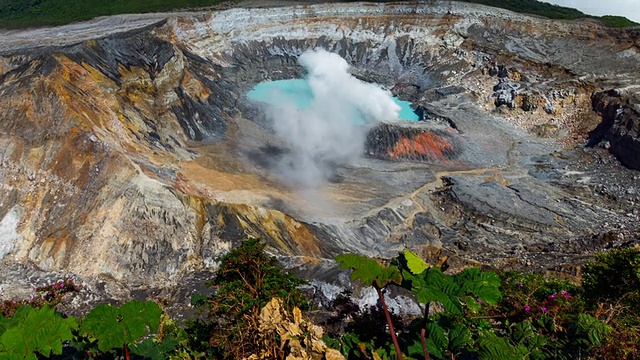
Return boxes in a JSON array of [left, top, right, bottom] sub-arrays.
[[478, 332, 529, 360], [426, 322, 447, 357], [576, 314, 612, 346], [448, 324, 472, 351], [398, 250, 503, 359], [453, 268, 502, 306], [508, 321, 550, 360], [403, 266, 463, 314], [399, 251, 501, 314]]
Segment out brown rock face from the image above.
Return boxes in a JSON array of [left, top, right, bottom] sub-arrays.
[[0, 27, 332, 286], [0, 2, 639, 304]]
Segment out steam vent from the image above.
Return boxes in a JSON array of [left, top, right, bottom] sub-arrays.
[[1, 2, 640, 308]]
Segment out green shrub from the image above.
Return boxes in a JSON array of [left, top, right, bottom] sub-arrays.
[[335, 250, 503, 360], [582, 247, 640, 359], [203, 238, 308, 359], [331, 248, 640, 359], [598, 16, 640, 28], [582, 247, 640, 310]]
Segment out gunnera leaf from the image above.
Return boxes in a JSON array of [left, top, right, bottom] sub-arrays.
[[80, 301, 162, 353], [0, 306, 77, 359], [336, 254, 401, 288]]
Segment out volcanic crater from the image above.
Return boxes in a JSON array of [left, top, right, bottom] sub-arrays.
[[0, 1, 639, 309]]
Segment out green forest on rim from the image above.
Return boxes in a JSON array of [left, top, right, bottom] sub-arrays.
[[0, 0, 637, 28]]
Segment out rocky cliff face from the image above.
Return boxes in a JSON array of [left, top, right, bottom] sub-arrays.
[[591, 89, 640, 170], [1, 2, 639, 307]]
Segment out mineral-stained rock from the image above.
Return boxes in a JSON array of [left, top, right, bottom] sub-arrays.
[[0, 2, 639, 309], [365, 123, 460, 162]]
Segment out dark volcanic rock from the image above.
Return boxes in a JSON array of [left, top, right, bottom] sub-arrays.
[[65, 29, 175, 85], [591, 90, 640, 170], [172, 86, 228, 141]]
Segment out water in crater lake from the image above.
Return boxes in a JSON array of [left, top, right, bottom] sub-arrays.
[[247, 79, 419, 122]]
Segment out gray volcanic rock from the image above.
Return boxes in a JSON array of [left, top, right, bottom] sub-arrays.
[[0, 2, 639, 309]]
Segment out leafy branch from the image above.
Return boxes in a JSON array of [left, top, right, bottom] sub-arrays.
[[336, 253, 404, 360]]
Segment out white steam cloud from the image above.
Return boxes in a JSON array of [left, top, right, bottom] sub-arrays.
[[264, 48, 401, 186]]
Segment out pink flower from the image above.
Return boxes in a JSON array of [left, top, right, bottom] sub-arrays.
[[541, 307, 547, 313], [549, 293, 557, 299], [524, 305, 531, 312]]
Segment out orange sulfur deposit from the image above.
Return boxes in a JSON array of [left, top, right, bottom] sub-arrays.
[[388, 131, 456, 161], [365, 124, 460, 163]]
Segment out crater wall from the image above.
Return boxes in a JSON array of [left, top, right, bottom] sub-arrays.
[[0, 2, 639, 303]]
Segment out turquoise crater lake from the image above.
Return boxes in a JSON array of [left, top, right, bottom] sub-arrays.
[[247, 79, 420, 122]]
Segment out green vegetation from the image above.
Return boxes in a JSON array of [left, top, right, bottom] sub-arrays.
[[202, 238, 308, 359], [0, 306, 77, 359], [0, 0, 225, 28], [459, 0, 583, 20], [79, 300, 162, 358], [456, 0, 639, 27], [330, 247, 640, 359], [337, 250, 504, 359], [1, 240, 639, 359], [0, 0, 637, 29], [335, 253, 405, 358]]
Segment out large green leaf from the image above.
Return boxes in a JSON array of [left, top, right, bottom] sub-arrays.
[[403, 249, 430, 275], [0, 306, 29, 336], [425, 337, 444, 359], [80, 300, 162, 353], [0, 306, 77, 359], [448, 324, 472, 351], [81, 304, 124, 352], [576, 313, 612, 346], [335, 254, 401, 288], [130, 336, 179, 360], [465, 295, 482, 313], [119, 300, 162, 342]]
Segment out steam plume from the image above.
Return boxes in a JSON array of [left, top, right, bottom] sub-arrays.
[[264, 48, 401, 186]]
